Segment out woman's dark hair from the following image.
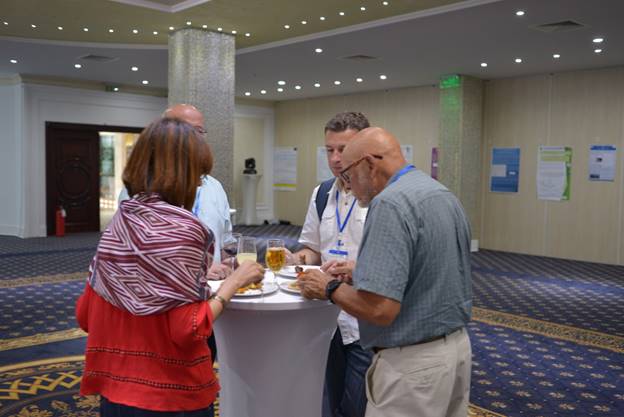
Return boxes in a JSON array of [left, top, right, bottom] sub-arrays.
[[123, 117, 213, 210]]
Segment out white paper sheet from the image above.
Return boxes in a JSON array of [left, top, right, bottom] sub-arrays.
[[273, 147, 297, 191], [589, 145, 616, 181]]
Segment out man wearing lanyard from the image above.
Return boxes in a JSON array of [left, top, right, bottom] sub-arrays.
[[289, 112, 372, 417], [299, 127, 473, 417]]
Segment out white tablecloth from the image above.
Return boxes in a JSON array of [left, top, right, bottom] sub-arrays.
[[211, 274, 339, 417]]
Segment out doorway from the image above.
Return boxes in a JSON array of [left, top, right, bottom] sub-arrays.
[[45, 122, 143, 235]]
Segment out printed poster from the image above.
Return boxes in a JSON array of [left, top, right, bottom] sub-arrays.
[[316, 146, 334, 182], [589, 145, 616, 181], [490, 148, 520, 193], [273, 147, 297, 191], [537, 146, 572, 201]]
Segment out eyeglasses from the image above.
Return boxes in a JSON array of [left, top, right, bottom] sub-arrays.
[[339, 154, 383, 183]]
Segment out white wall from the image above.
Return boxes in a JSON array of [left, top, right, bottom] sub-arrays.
[[0, 81, 275, 238]]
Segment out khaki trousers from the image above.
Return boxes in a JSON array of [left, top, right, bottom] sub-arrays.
[[365, 328, 471, 417]]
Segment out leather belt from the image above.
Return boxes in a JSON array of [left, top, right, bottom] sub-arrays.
[[373, 328, 462, 354]]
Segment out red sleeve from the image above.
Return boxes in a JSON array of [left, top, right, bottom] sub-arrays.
[[168, 301, 215, 346], [75, 283, 92, 332]]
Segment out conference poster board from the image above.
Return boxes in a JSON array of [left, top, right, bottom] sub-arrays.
[[537, 146, 572, 201]]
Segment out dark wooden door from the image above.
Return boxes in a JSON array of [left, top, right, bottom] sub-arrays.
[[46, 123, 101, 235]]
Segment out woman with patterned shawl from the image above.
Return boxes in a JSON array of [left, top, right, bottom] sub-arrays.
[[76, 117, 264, 416]]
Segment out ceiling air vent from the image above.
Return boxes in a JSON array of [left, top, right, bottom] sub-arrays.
[[78, 54, 119, 63], [531, 20, 587, 33], [340, 54, 379, 62]]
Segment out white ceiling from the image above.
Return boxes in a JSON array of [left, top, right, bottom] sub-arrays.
[[0, 0, 622, 101]]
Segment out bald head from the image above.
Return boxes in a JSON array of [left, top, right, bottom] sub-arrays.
[[163, 104, 205, 131]]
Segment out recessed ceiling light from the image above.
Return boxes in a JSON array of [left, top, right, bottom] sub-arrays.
[[480, 62, 488, 67], [10, 59, 17, 64], [202, 24, 208, 29], [3, 22, 8, 26], [277, 88, 284, 92], [360, 6, 366, 11], [315, 48, 323, 53], [284, 24, 290, 29], [131, 66, 139, 71], [295, 85, 302, 90], [244, 92, 251, 96], [245, 32, 251, 37], [57, 26, 63, 30], [83, 27, 89, 32], [514, 58, 522, 63], [74, 64, 82, 69], [515, 10, 525, 16], [553, 54, 561, 59], [594, 48, 603, 54], [356, 77, 363, 82], [132, 29, 139, 34], [382, 1, 389, 5], [339, 11, 345, 16], [186, 21, 192, 26], [153, 31, 158, 35], [169, 26, 175, 31], [320, 16, 326, 21], [301, 20, 307, 25], [379, 74, 387, 80], [260, 90, 267, 94], [113, 87, 119, 92], [231, 30, 237, 34], [142, 80, 149, 85], [217, 27, 223, 31], [314, 83, 321, 88], [108, 28, 114, 33], [334, 80, 341, 85], [593, 37, 604, 43], [31, 24, 37, 28], [277, 80, 286, 85]]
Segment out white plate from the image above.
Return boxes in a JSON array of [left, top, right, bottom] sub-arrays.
[[277, 278, 301, 295], [277, 265, 321, 279], [232, 281, 278, 297]]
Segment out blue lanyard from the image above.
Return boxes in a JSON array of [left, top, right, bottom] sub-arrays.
[[192, 187, 201, 216], [388, 164, 415, 186], [335, 190, 357, 234]]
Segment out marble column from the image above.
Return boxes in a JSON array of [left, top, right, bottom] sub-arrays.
[[168, 29, 235, 195], [438, 75, 484, 240]]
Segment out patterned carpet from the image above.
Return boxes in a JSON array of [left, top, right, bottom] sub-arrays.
[[1, 229, 623, 417]]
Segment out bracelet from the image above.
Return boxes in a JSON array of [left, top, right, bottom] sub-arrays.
[[209, 294, 228, 309]]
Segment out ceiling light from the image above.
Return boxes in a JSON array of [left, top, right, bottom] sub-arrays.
[[153, 31, 158, 35], [382, 1, 389, 5], [169, 26, 175, 31], [260, 90, 267, 94], [74, 64, 82, 69], [315, 48, 323, 53], [83, 27, 89, 32], [231, 30, 237, 34], [594, 48, 603, 54], [320, 16, 326, 21], [295, 85, 302, 90], [132, 29, 139, 34], [108, 28, 114, 33], [245, 32, 251, 37], [217, 27, 223, 31], [3, 22, 8, 26], [339, 12, 345, 16], [314, 83, 321, 88], [31, 24, 37, 28], [277, 88, 284, 92], [301, 20, 307, 25], [515, 10, 525, 16], [284, 24, 290, 29], [202, 24, 208, 29], [10, 59, 17, 64], [379, 74, 387, 80], [186, 21, 192, 26], [277, 80, 286, 85], [360, 6, 366, 11], [57, 26, 63, 30], [553, 54, 561, 59], [480, 62, 488, 67], [356, 77, 363, 82], [244, 92, 251, 96], [334, 80, 341, 85], [113, 87, 119, 92], [593, 37, 604, 43], [131, 66, 139, 71], [514, 58, 522, 63], [142, 80, 149, 85]]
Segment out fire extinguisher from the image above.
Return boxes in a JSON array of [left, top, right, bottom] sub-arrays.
[[55, 206, 66, 237]]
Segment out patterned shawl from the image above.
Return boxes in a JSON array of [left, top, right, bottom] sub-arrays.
[[89, 193, 214, 315]]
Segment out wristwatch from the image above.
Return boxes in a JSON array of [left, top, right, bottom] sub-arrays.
[[325, 279, 343, 304]]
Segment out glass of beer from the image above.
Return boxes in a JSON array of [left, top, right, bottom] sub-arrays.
[[236, 236, 258, 264], [265, 239, 286, 284]]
